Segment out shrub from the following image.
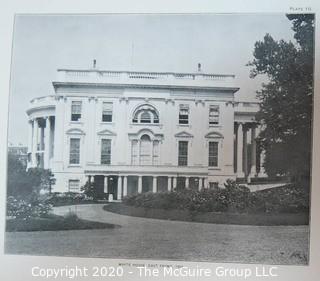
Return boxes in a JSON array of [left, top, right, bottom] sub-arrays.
[[123, 180, 309, 214], [6, 196, 52, 219], [44, 192, 92, 206]]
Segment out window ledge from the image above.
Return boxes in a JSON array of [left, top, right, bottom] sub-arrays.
[[68, 164, 82, 168], [208, 167, 221, 170], [177, 124, 191, 128], [130, 123, 163, 127], [209, 124, 221, 128], [69, 121, 84, 125], [100, 122, 115, 125]]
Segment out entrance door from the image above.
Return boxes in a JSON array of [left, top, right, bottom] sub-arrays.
[[108, 176, 118, 200], [94, 176, 105, 199]]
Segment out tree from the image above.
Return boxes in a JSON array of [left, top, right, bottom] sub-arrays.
[[7, 152, 55, 199], [248, 14, 314, 186]]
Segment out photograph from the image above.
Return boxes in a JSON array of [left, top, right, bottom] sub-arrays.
[[4, 13, 313, 266]]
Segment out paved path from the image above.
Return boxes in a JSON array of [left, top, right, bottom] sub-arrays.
[[5, 204, 309, 265]]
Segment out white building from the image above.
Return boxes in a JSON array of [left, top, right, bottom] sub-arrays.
[[26, 64, 266, 199]]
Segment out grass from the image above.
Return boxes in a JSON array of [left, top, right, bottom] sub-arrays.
[[6, 213, 120, 232], [103, 203, 309, 226]]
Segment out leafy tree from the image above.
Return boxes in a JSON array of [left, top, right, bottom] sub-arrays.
[[248, 14, 314, 186], [7, 152, 55, 200]]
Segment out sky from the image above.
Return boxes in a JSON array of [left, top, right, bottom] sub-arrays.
[[8, 14, 295, 145]]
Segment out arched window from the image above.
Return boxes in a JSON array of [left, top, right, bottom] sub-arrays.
[[140, 134, 152, 165], [130, 133, 161, 166], [132, 104, 159, 124], [140, 111, 151, 123]]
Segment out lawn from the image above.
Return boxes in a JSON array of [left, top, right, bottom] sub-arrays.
[[103, 203, 309, 225], [5, 204, 309, 265], [6, 213, 120, 232]]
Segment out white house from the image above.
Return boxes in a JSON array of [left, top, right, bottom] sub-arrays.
[[26, 64, 266, 199]]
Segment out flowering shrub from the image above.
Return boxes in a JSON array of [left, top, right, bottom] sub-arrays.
[[6, 196, 52, 219], [123, 180, 309, 214]]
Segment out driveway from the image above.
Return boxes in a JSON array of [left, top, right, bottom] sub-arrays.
[[5, 204, 309, 265]]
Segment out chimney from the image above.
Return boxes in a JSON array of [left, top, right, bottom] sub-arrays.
[[198, 63, 202, 72], [93, 59, 97, 69]]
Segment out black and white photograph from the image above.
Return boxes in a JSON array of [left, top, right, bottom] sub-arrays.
[[4, 13, 314, 266]]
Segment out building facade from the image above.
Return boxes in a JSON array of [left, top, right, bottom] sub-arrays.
[[26, 66, 266, 199]]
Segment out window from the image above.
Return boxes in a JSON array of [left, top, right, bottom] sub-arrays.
[[102, 102, 113, 122], [208, 141, 218, 167], [69, 138, 80, 164], [140, 111, 151, 123], [140, 134, 152, 165], [131, 140, 138, 165], [209, 105, 219, 125], [68, 180, 80, 192], [71, 101, 82, 121], [153, 140, 160, 165], [101, 139, 111, 164], [179, 104, 189, 125], [132, 104, 159, 124], [178, 141, 188, 166], [209, 182, 219, 189]]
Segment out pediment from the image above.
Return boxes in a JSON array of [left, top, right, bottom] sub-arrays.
[[66, 128, 85, 135], [174, 131, 194, 138], [97, 129, 117, 136], [205, 131, 224, 139]]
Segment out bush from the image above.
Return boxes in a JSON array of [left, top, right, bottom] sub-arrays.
[[44, 192, 93, 206], [123, 180, 309, 214], [6, 196, 52, 219]]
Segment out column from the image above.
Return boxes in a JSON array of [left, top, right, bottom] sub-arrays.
[[199, 178, 204, 191], [31, 118, 38, 167], [167, 177, 172, 192], [249, 125, 257, 178], [44, 117, 51, 169], [173, 176, 177, 190], [91, 175, 95, 183], [258, 149, 267, 177], [243, 125, 248, 177], [236, 123, 245, 177], [104, 176, 108, 193], [185, 177, 190, 189], [117, 176, 122, 200], [27, 120, 33, 153], [123, 176, 128, 196], [138, 176, 142, 193], [86, 175, 90, 184], [152, 176, 157, 193], [204, 177, 208, 189]]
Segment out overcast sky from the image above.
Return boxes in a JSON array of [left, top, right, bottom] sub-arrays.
[[8, 14, 295, 145]]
